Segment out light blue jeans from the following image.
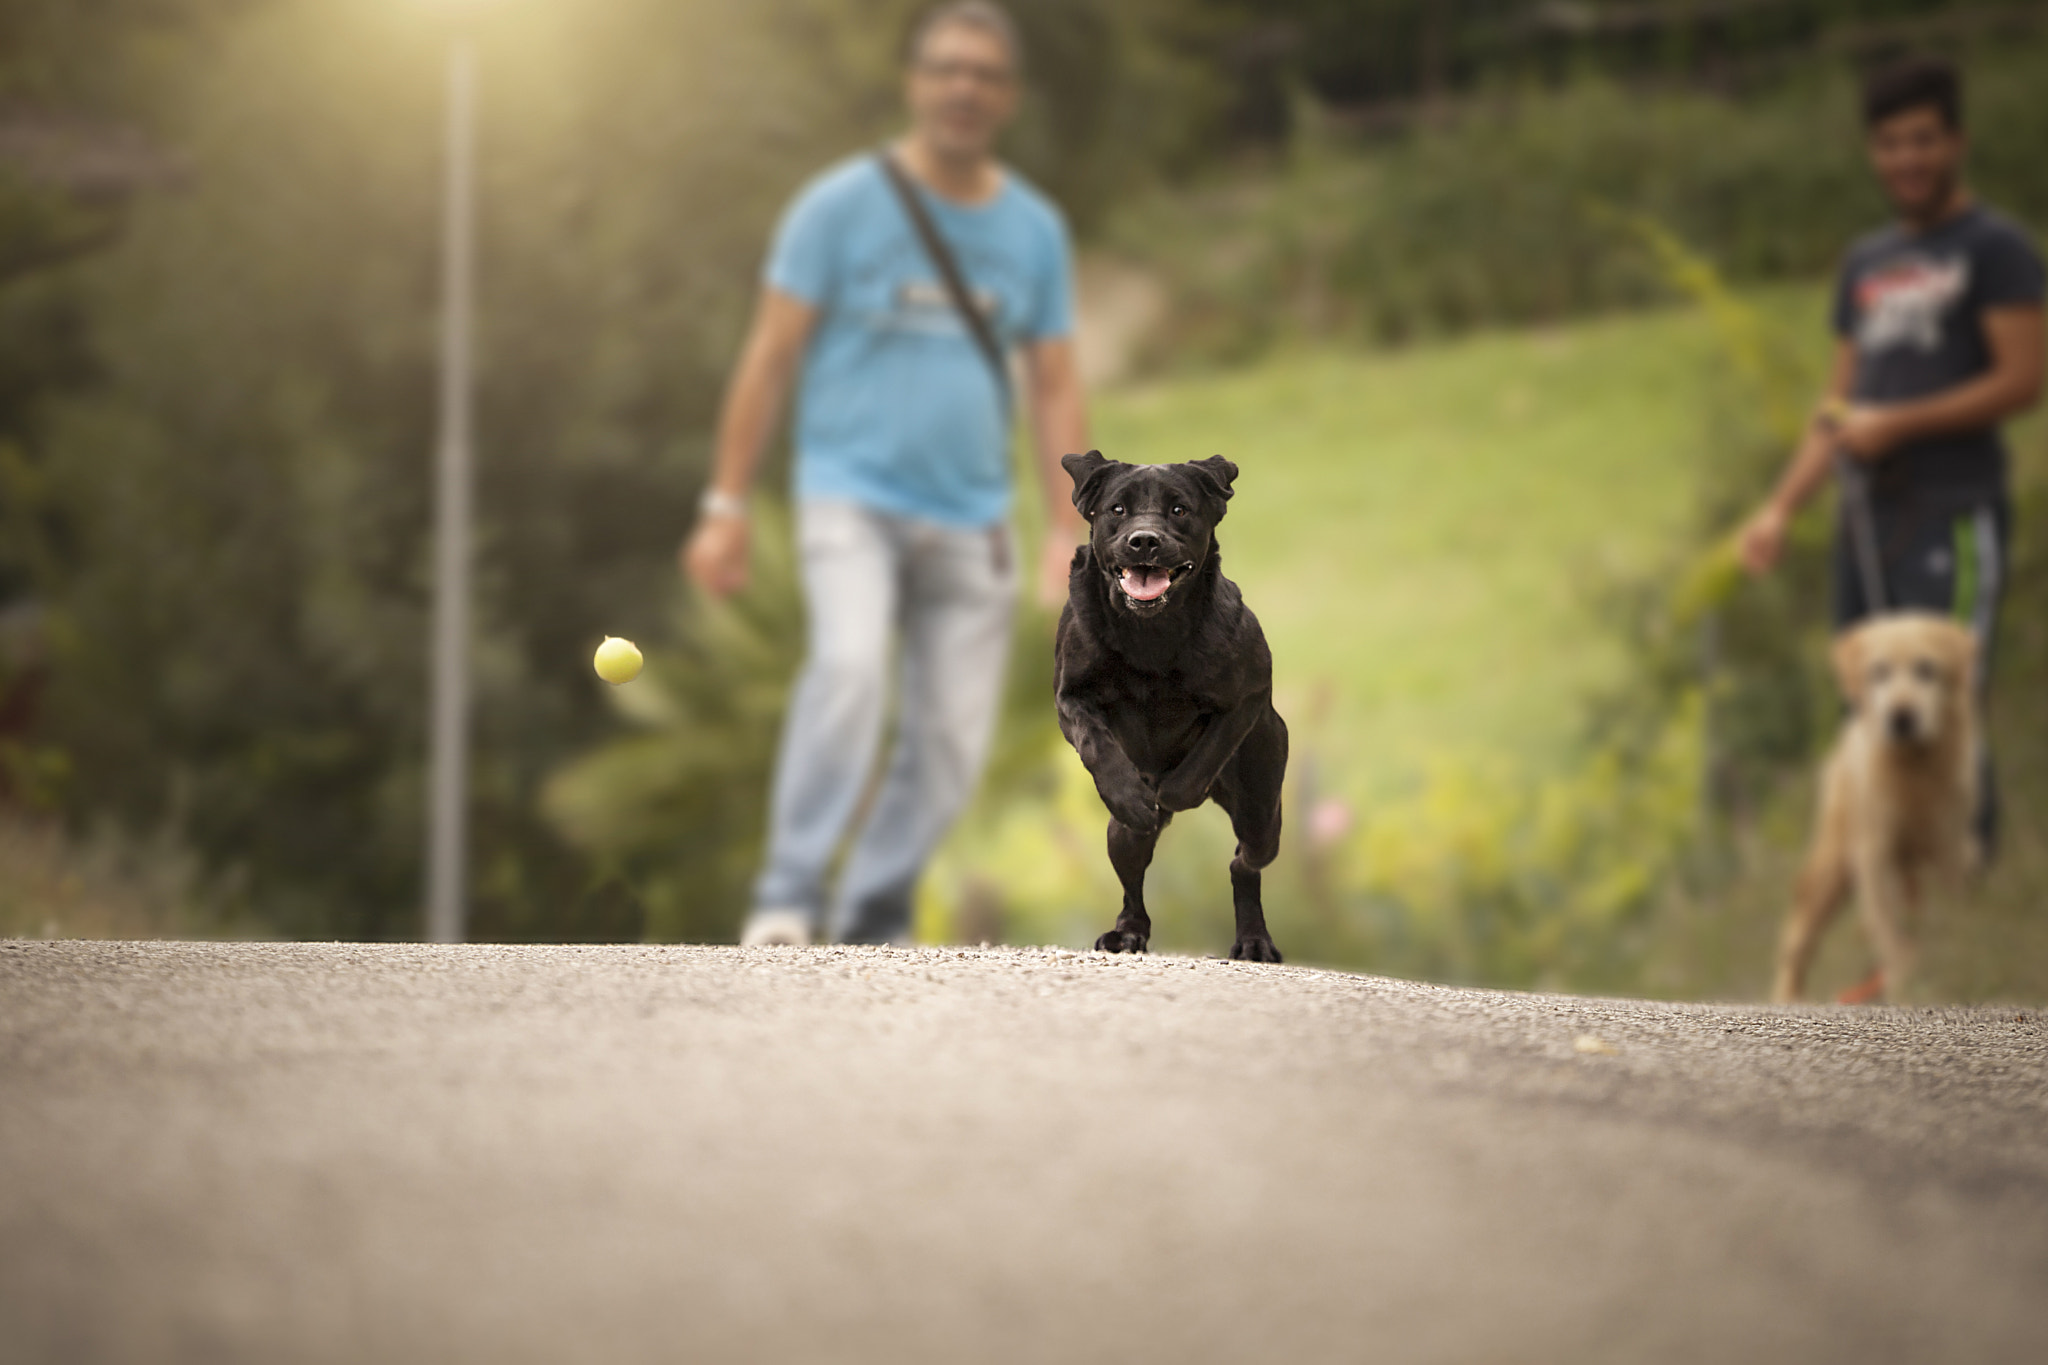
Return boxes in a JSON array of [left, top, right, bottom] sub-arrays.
[[753, 500, 1017, 943]]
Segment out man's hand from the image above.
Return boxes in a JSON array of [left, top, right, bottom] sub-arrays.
[[1023, 337, 1091, 610], [1825, 403, 1904, 461], [682, 514, 750, 597], [680, 287, 814, 600], [1036, 527, 1078, 610], [1738, 502, 1791, 576], [1735, 342, 1857, 573]]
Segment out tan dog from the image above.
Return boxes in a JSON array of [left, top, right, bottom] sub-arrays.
[[1772, 612, 1981, 1004]]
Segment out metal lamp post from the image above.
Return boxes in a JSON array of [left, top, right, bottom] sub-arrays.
[[425, 32, 476, 944]]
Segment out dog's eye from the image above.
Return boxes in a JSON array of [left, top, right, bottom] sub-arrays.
[[1171, 504, 1187, 516], [1109, 504, 1124, 516], [1913, 659, 1938, 682]]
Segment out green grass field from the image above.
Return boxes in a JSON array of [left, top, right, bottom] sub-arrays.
[[1088, 303, 1765, 797], [940, 293, 1832, 956], [946, 281, 2048, 1001]]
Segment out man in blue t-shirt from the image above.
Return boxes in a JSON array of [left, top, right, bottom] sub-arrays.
[[1739, 57, 2044, 856], [681, 1, 1090, 946]]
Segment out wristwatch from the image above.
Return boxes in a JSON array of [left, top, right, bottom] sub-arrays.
[[699, 488, 748, 521]]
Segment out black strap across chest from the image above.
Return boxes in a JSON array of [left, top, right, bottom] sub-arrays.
[[876, 151, 1012, 418]]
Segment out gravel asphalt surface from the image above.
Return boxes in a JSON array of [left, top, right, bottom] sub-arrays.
[[3, 939, 2045, 1363]]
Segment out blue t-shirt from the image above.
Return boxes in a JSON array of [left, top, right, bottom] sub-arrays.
[[765, 155, 1074, 528]]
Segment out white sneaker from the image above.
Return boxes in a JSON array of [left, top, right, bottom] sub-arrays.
[[740, 909, 813, 947]]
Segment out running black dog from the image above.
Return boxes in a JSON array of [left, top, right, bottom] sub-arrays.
[[1055, 450, 1288, 963]]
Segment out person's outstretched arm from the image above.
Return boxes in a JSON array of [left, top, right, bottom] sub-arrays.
[[1024, 335, 1090, 607], [680, 287, 818, 597], [1738, 341, 1857, 575]]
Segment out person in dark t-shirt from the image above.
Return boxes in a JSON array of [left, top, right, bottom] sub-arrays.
[[1834, 209, 2042, 510], [1738, 57, 2045, 853]]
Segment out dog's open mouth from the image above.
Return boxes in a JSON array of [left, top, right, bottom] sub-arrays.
[[1118, 562, 1195, 604]]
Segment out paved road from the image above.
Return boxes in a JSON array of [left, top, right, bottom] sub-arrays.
[[3, 941, 2044, 1363]]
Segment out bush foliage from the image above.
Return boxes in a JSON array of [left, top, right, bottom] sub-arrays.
[[1111, 43, 2048, 365]]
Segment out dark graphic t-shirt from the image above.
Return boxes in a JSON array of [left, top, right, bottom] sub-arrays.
[[1832, 204, 2045, 508]]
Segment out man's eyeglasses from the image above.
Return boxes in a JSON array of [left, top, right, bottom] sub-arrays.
[[914, 58, 1015, 89]]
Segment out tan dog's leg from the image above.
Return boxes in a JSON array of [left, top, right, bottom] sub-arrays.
[[1775, 759, 1851, 1003], [1774, 841, 1849, 1003], [1851, 840, 1917, 1001]]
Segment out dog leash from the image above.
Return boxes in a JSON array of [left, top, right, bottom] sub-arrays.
[[1834, 450, 1889, 614]]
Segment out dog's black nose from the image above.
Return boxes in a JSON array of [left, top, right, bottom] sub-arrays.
[[1888, 708, 1919, 742], [1126, 531, 1162, 556]]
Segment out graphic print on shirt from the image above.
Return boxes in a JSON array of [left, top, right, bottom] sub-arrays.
[[892, 278, 1001, 338], [1853, 253, 1970, 353]]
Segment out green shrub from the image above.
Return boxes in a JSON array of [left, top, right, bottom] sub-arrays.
[[1112, 43, 2048, 367]]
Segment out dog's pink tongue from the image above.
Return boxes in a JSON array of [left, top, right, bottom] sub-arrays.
[[1120, 567, 1171, 601]]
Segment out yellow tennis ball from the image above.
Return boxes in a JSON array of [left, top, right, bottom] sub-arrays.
[[593, 636, 643, 685]]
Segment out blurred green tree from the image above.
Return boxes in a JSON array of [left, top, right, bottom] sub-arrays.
[[17, 0, 1221, 939], [2, 0, 244, 805]]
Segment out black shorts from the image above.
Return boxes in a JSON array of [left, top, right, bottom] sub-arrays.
[[1832, 495, 2010, 688]]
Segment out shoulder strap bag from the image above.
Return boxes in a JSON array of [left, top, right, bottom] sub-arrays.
[[876, 150, 1012, 421]]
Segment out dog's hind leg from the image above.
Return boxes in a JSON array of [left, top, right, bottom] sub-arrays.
[[1225, 849, 1283, 964], [1096, 817, 1164, 953], [1216, 710, 1287, 964]]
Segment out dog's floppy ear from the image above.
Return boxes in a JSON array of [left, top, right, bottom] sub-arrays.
[[1062, 450, 1119, 520], [1186, 455, 1239, 522], [1830, 625, 1869, 708]]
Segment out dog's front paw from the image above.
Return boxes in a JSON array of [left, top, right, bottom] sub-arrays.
[[1105, 786, 1164, 833], [1095, 928, 1149, 954], [1155, 774, 1210, 813], [1229, 935, 1283, 964], [1113, 807, 1163, 835]]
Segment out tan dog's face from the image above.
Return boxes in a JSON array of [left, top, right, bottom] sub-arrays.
[[1832, 613, 1977, 748]]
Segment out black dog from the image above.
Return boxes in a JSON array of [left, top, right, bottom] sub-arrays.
[[1055, 450, 1288, 963]]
